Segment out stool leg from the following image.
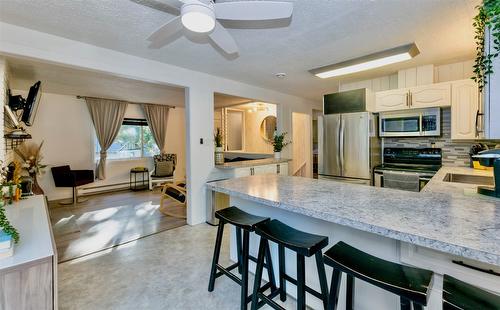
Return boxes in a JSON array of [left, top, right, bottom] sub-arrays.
[[251, 238, 267, 310], [328, 269, 341, 310], [315, 252, 329, 309], [278, 244, 287, 302], [240, 230, 250, 310], [236, 227, 243, 274], [264, 240, 277, 290], [208, 222, 225, 292], [346, 274, 355, 310], [297, 254, 306, 310], [400, 297, 411, 310], [412, 302, 423, 310]]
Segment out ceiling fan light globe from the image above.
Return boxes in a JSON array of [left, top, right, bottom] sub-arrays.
[[181, 4, 215, 33]]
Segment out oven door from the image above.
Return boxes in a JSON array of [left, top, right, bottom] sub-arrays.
[[373, 170, 434, 192]]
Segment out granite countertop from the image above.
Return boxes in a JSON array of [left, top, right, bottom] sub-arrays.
[[206, 172, 500, 266], [424, 166, 495, 197], [215, 158, 291, 169]]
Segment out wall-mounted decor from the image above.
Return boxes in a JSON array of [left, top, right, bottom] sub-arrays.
[[260, 115, 277, 142]]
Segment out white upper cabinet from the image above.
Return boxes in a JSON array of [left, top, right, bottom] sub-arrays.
[[374, 88, 409, 112], [410, 82, 451, 108], [451, 79, 479, 140], [374, 82, 451, 112]]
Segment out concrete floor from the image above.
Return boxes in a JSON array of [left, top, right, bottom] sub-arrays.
[[58, 224, 299, 310]]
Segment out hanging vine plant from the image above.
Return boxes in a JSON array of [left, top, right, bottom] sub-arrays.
[[472, 0, 500, 92]]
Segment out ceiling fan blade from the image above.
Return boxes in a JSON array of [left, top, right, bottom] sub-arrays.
[[214, 1, 293, 21], [148, 16, 184, 48], [130, 0, 183, 14], [209, 21, 239, 55]]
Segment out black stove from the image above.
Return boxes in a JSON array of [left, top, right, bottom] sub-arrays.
[[375, 148, 442, 173], [374, 148, 442, 191]]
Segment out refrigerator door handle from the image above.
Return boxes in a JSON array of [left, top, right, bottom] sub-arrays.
[[339, 117, 345, 175]]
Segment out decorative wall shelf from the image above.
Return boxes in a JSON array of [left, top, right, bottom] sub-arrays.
[[4, 133, 32, 150]]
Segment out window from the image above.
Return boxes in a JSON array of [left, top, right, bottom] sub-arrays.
[[95, 118, 159, 160]]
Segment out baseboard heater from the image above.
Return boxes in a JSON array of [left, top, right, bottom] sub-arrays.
[[79, 182, 131, 196]]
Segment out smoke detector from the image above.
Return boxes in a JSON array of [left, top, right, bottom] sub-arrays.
[[274, 72, 287, 79]]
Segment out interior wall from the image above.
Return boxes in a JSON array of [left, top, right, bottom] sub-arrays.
[[243, 106, 276, 154], [11, 90, 186, 201], [227, 103, 276, 154], [292, 112, 312, 177], [0, 58, 8, 163]]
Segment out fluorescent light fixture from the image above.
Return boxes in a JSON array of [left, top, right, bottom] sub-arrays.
[[181, 3, 216, 33], [310, 43, 420, 79]]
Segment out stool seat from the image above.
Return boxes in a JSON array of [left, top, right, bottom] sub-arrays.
[[255, 219, 328, 257], [324, 241, 433, 307], [215, 207, 270, 231], [443, 274, 500, 309]]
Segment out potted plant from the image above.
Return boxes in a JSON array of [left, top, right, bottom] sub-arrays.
[[0, 160, 19, 245], [214, 128, 224, 165], [472, 0, 500, 92], [269, 132, 291, 160], [14, 141, 47, 195]]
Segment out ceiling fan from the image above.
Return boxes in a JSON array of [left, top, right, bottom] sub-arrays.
[[134, 0, 293, 55]]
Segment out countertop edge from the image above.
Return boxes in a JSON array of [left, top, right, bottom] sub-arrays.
[[206, 182, 499, 266], [215, 158, 291, 169]]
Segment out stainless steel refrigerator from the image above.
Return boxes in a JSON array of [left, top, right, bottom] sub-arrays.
[[318, 89, 380, 185]]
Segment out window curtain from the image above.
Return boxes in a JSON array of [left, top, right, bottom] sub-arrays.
[[85, 98, 128, 180], [141, 104, 170, 153]]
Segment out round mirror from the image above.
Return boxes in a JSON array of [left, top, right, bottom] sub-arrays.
[[260, 116, 277, 141]]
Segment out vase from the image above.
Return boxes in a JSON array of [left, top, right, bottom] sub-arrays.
[[215, 147, 225, 165], [29, 173, 44, 195], [274, 152, 281, 160]]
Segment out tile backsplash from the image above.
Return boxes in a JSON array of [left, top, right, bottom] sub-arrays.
[[383, 108, 500, 167]]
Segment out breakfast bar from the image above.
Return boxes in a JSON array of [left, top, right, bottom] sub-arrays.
[[206, 173, 500, 310]]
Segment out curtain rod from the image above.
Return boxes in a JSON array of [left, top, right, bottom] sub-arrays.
[[76, 95, 176, 109]]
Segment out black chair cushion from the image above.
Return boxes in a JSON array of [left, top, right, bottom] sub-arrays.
[[324, 241, 433, 306], [165, 186, 186, 204], [255, 219, 328, 257], [215, 207, 269, 231], [443, 274, 500, 310], [51, 166, 94, 188], [73, 170, 94, 186]]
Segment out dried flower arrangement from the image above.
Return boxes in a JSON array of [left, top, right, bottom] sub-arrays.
[[14, 141, 47, 176]]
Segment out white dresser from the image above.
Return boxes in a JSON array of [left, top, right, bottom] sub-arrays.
[[0, 195, 57, 310]]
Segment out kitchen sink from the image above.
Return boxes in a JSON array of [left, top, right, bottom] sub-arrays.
[[443, 173, 494, 186]]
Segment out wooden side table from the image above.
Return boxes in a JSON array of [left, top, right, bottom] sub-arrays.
[[130, 167, 149, 191]]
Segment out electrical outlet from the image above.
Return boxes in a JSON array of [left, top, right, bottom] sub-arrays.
[[200, 138, 204, 144]]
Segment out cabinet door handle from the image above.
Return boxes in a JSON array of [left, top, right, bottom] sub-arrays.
[[406, 93, 409, 107], [475, 110, 484, 137], [250, 167, 255, 175], [277, 164, 280, 174], [409, 92, 412, 107]]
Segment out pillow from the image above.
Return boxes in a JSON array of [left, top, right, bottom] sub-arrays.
[[153, 161, 174, 177]]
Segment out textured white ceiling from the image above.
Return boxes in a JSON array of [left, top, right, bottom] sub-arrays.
[[7, 57, 186, 106], [0, 0, 479, 101]]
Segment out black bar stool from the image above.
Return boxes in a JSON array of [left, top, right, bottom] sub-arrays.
[[443, 274, 500, 309], [324, 241, 433, 310], [251, 219, 329, 310], [208, 207, 276, 310]]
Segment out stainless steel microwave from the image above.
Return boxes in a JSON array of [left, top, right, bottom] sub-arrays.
[[379, 108, 441, 137]]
